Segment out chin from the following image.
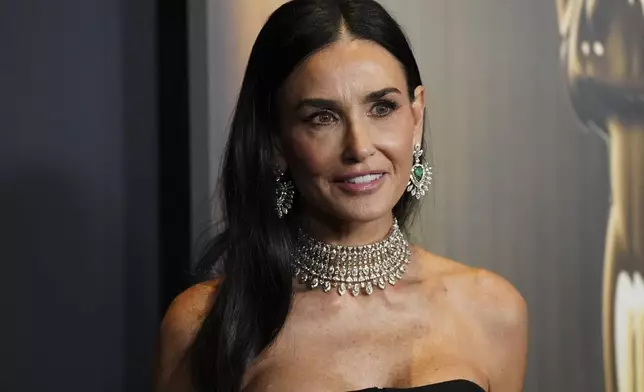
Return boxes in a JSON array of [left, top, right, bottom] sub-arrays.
[[303, 181, 407, 223], [326, 200, 398, 224]]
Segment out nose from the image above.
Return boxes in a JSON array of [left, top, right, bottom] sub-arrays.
[[341, 118, 375, 163]]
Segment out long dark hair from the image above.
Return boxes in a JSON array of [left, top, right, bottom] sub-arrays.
[[189, 1, 426, 391]]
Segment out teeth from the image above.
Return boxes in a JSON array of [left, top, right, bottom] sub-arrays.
[[345, 174, 383, 184]]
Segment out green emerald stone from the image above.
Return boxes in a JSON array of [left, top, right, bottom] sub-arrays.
[[413, 166, 424, 181]]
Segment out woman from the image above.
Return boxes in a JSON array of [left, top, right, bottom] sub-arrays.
[[156, 1, 528, 391]]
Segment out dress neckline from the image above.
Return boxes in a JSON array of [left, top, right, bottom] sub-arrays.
[[352, 379, 486, 391]]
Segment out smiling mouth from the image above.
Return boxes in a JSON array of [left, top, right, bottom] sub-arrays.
[[343, 173, 384, 184]]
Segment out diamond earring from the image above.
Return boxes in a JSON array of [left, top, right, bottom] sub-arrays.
[[274, 167, 294, 218], [406, 144, 432, 199]]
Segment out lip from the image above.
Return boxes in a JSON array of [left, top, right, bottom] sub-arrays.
[[333, 171, 387, 194], [333, 170, 386, 182]]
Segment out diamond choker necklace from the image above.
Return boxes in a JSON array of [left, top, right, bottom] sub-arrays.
[[292, 219, 412, 296]]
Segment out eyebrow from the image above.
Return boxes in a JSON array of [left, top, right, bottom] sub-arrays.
[[294, 87, 402, 111], [363, 87, 402, 102]]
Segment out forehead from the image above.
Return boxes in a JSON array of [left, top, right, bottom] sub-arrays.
[[281, 38, 409, 102]]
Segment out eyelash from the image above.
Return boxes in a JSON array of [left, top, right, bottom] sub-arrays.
[[370, 99, 399, 117], [305, 100, 399, 126], [306, 110, 338, 126]]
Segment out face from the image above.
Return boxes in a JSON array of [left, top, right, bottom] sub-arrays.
[[276, 38, 425, 224]]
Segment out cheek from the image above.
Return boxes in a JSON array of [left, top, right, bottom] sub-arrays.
[[374, 115, 415, 168], [284, 133, 336, 177]]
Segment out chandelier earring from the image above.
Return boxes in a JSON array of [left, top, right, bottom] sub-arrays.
[[274, 167, 295, 218], [406, 143, 432, 199]]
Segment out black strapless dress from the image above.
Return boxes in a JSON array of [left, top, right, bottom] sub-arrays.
[[353, 379, 485, 392]]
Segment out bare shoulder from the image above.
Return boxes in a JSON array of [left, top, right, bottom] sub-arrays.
[[413, 247, 528, 390], [156, 279, 221, 391], [413, 246, 527, 330], [452, 263, 527, 332], [451, 263, 528, 391], [160, 279, 220, 336]]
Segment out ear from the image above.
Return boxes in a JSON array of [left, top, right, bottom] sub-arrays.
[[272, 134, 288, 171], [411, 85, 426, 145]]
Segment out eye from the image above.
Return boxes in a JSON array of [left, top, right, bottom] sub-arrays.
[[307, 110, 338, 126], [370, 100, 399, 117]]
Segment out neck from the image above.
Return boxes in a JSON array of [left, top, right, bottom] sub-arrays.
[[292, 211, 410, 296], [298, 210, 395, 246]]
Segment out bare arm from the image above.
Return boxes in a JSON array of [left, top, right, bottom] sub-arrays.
[[155, 281, 219, 392], [473, 270, 529, 392]]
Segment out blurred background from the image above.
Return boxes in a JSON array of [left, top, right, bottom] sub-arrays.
[[2, 0, 642, 391]]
